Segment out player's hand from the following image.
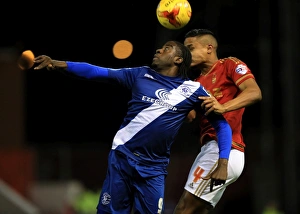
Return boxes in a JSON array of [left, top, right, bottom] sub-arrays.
[[198, 96, 225, 115], [33, 55, 55, 70], [202, 158, 228, 192], [34, 55, 67, 71]]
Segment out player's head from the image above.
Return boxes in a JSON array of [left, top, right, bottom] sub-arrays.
[[184, 29, 218, 67], [152, 40, 191, 79]]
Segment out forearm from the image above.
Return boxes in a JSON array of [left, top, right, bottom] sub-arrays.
[[222, 88, 262, 113], [65, 61, 109, 79], [210, 119, 232, 159], [52, 60, 68, 69], [218, 158, 228, 166]]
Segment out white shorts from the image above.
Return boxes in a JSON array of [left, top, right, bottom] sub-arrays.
[[184, 140, 245, 207]]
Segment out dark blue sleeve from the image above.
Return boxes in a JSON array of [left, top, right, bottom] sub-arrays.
[[66, 61, 109, 79], [206, 114, 232, 159], [65, 62, 146, 90], [195, 84, 232, 159]]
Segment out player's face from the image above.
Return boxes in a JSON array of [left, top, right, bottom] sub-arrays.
[[184, 37, 208, 67], [152, 41, 177, 69]]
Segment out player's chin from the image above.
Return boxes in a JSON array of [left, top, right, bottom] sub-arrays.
[[151, 60, 158, 68], [190, 62, 199, 69], [190, 61, 199, 67], [190, 60, 204, 69]]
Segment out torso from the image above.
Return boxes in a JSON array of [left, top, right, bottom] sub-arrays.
[[194, 57, 255, 151], [109, 66, 210, 164]]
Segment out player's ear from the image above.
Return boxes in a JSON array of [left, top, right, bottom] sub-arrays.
[[207, 44, 213, 54], [174, 56, 183, 65]]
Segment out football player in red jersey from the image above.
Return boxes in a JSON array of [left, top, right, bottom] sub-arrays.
[[173, 29, 262, 214]]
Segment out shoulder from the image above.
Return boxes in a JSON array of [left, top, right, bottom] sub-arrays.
[[219, 57, 251, 75], [219, 57, 246, 65], [138, 66, 155, 74], [118, 66, 152, 74]]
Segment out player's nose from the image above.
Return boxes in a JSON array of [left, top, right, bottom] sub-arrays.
[[156, 48, 162, 54]]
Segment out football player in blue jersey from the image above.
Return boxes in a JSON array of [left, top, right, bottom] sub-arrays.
[[33, 40, 232, 214]]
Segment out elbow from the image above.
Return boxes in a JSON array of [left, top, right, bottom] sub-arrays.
[[185, 110, 196, 123], [249, 88, 262, 104], [255, 89, 263, 102]]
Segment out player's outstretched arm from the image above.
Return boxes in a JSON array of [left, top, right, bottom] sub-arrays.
[[34, 55, 109, 80], [34, 55, 67, 70]]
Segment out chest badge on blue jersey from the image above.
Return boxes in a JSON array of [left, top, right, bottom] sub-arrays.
[[177, 85, 192, 98]]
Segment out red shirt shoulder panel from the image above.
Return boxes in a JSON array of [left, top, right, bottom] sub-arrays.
[[221, 57, 255, 86]]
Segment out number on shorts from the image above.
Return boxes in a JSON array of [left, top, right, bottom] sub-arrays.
[[193, 166, 204, 183]]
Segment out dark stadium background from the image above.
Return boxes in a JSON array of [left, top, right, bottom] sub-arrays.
[[10, 0, 262, 143], [0, 0, 299, 213]]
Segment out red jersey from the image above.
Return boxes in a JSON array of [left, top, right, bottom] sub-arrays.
[[194, 57, 255, 152]]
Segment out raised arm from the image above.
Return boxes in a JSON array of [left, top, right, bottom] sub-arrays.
[[34, 55, 109, 79]]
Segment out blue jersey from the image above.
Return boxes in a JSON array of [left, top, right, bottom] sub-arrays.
[[66, 62, 231, 165]]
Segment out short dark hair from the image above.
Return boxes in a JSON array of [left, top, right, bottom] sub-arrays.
[[185, 29, 216, 39], [173, 41, 192, 79]]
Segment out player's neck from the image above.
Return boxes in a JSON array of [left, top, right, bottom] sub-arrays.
[[156, 67, 179, 77], [201, 59, 218, 75]]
